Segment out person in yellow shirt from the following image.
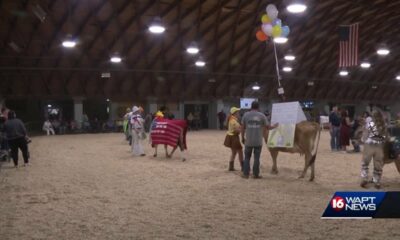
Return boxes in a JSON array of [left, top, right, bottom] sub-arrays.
[[223, 107, 243, 171]]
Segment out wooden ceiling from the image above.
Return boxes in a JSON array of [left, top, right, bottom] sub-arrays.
[[0, 0, 399, 102]]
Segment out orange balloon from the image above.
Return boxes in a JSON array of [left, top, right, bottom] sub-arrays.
[[256, 30, 268, 41]]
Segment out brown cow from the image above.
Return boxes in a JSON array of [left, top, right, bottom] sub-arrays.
[[264, 121, 321, 181]]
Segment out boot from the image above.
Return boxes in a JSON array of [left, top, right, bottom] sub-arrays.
[[228, 161, 235, 171]]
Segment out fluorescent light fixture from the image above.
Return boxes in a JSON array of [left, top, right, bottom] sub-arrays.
[[252, 83, 260, 90], [106, 99, 110, 102], [283, 66, 292, 72], [110, 56, 122, 63], [339, 70, 348, 76], [307, 81, 314, 86], [396, 75, 400, 80], [149, 18, 166, 34], [377, 48, 389, 55], [360, 62, 371, 68], [372, 85, 378, 89], [274, 37, 288, 44], [187, 47, 199, 54], [62, 40, 76, 48], [284, 55, 295, 61], [287, 3, 307, 13], [195, 60, 206, 67]]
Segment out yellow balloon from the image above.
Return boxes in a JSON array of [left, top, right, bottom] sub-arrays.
[[272, 25, 282, 38], [261, 14, 271, 23]]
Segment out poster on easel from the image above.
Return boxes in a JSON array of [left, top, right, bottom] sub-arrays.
[[267, 102, 306, 148]]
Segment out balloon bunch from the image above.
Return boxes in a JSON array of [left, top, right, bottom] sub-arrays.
[[256, 4, 290, 42]]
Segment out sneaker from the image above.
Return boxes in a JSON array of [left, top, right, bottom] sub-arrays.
[[140, 154, 146, 157], [23, 163, 30, 167], [252, 175, 263, 179], [241, 173, 249, 179], [360, 180, 368, 188]]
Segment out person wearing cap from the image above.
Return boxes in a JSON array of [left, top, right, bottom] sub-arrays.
[[241, 101, 278, 179], [131, 106, 146, 156], [223, 107, 243, 171]]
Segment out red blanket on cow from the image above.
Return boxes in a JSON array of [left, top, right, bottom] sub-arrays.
[[150, 119, 188, 149]]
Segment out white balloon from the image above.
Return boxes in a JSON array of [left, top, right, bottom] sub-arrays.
[[262, 23, 273, 36], [266, 4, 279, 20]]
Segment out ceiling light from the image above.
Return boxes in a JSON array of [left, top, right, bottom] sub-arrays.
[[195, 60, 206, 67], [396, 75, 400, 80], [274, 37, 288, 44], [62, 40, 76, 48], [106, 99, 110, 102], [283, 66, 292, 72], [148, 17, 165, 34], [187, 47, 199, 54], [372, 85, 378, 89], [287, 3, 307, 13], [284, 55, 295, 61], [307, 81, 314, 86], [47, 104, 52, 108], [360, 62, 371, 68], [339, 70, 348, 76], [110, 56, 122, 63], [377, 48, 389, 55], [252, 84, 260, 91]]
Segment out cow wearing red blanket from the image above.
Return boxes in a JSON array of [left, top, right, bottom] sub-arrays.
[[150, 118, 188, 161]]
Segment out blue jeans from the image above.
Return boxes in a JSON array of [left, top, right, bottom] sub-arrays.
[[330, 126, 340, 150], [243, 146, 262, 176]]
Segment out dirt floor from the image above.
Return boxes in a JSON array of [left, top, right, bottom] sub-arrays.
[[1, 130, 400, 240]]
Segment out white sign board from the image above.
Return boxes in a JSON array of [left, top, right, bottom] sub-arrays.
[[268, 101, 306, 148], [270, 101, 306, 124]]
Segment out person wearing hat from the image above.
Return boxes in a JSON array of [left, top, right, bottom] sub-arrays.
[[223, 107, 243, 171], [130, 106, 146, 156]]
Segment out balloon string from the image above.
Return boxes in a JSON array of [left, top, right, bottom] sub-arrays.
[[272, 41, 282, 87]]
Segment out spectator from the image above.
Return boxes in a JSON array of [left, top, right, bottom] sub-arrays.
[[217, 110, 226, 130], [42, 119, 55, 135], [340, 110, 351, 152], [329, 106, 341, 151], [241, 101, 278, 179], [131, 106, 146, 156], [187, 112, 194, 131], [3, 111, 30, 167]]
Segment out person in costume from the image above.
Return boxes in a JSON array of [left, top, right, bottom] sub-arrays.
[[131, 106, 146, 156], [224, 107, 243, 171]]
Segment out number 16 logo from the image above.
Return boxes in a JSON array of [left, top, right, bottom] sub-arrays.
[[331, 196, 345, 211]]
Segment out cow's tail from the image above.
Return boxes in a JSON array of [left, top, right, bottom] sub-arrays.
[[308, 127, 321, 167]]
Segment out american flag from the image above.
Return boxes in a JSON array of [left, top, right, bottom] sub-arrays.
[[339, 23, 359, 67]]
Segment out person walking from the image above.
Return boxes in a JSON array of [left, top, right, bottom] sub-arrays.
[[360, 110, 388, 189], [329, 106, 341, 151], [131, 106, 146, 156], [241, 101, 278, 179], [223, 107, 243, 171], [3, 111, 30, 167]]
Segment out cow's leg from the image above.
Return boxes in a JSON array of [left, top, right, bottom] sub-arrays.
[[269, 149, 279, 174], [309, 160, 315, 181], [299, 152, 312, 179], [153, 145, 158, 157], [164, 145, 169, 158]]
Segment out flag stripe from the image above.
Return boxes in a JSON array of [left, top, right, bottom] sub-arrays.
[[339, 23, 359, 67]]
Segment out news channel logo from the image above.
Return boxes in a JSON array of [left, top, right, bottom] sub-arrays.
[[321, 192, 400, 219]]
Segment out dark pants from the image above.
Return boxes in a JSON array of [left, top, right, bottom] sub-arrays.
[[8, 137, 29, 166], [330, 126, 340, 150], [219, 120, 224, 130], [243, 146, 262, 177]]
